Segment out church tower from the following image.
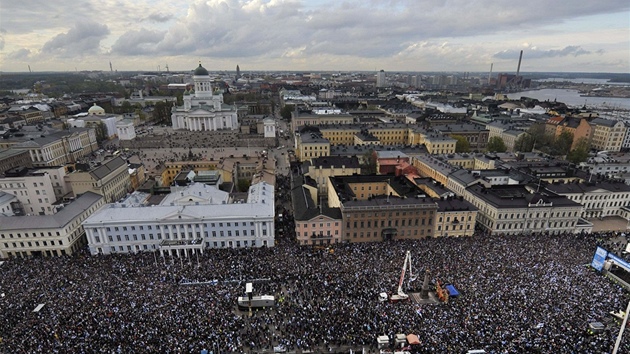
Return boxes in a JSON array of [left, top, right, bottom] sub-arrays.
[[193, 62, 213, 99]]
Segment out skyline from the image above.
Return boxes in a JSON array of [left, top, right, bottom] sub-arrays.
[[1, 0, 629, 73]]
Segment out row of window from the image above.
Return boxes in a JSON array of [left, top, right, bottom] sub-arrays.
[[105, 239, 264, 253], [97, 228, 266, 243], [347, 210, 433, 218], [437, 224, 471, 231], [493, 221, 574, 230], [4, 239, 63, 248], [1, 231, 62, 238], [0, 182, 46, 189], [347, 229, 426, 238], [103, 221, 264, 232], [348, 218, 429, 228]]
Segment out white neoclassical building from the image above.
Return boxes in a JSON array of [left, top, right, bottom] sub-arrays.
[[171, 63, 239, 131], [116, 119, 136, 140], [83, 181, 275, 256]]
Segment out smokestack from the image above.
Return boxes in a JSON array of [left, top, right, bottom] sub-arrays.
[[488, 63, 493, 85], [516, 50, 523, 77]]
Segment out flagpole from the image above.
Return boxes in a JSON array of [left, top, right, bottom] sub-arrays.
[[612, 299, 630, 354]]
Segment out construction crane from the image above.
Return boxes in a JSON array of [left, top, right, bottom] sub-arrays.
[[390, 251, 414, 302]]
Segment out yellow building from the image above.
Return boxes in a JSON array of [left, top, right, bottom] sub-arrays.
[[291, 111, 354, 132], [65, 157, 131, 203], [327, 175, 438, 242], [160, 156, 272, 187], [306, 156, 361, 193], [434, 197, 478, 237], [1, 128, 98, 167], [591, 118, 626, 152], [412, 154, 457, 186], [296, 130, 331, 161]]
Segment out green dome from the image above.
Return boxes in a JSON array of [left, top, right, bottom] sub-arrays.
[[194, 63, 209, 76]]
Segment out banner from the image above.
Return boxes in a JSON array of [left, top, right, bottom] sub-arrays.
[[591, 246, 608, 272]]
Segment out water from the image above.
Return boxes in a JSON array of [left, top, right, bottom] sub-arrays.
[[535, 78, 630, 86], [507, 89, 630, 110]]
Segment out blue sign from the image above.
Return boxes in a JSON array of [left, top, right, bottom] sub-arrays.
[[591, 246, 608, 272], [607, 252, 630, 272]]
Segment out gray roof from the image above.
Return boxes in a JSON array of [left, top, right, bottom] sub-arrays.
[[545, 180, 630, 194], [310, 156, 360, 169], [591, 118, 620, 128], [90, 156, 127, 180], [448, 169, 481, 186], [291, 184, 342, 221], [0, 191, 17, 204], [436, 197, 478, 212], [0, 148, 29, 160], [466, 184, 581, 209], [9, 128, 92, 148], [0, 192, 103, 230], [376, 151, 409, 159], [329, 174, 437, 208]]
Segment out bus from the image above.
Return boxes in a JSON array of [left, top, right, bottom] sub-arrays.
[[237, 295, 275, 310]]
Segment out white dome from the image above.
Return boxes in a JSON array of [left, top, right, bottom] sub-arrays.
[[88, 103, 105, 115]]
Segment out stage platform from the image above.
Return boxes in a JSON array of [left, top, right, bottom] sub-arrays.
[[409, 292, 441, 305]]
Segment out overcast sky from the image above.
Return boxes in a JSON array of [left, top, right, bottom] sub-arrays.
[[1, 0, 628, 73]]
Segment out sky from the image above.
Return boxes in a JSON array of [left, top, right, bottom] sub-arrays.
[[1, 0, 629, 73]]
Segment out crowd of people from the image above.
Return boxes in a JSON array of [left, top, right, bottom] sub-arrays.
[[125, 130, 269, 151], [1, 231, 628, 353]]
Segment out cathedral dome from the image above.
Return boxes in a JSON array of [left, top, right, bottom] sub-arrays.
[[194, 63, 209, 76], [88, 103, 105, 115]]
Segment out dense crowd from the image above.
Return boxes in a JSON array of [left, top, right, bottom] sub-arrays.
[[124, 130, 269, 150], [1, 231, 628, 354]]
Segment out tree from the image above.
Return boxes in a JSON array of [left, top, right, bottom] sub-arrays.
[[153, 101, 172, 124], [514, 133, 535, 152], [135, 109, 147, 122], [237, 178, 251, 192], [567, 137, 590, 163], [280, 105, 295, 121], [452, 135, 470, 153], [526, 123, 554, 152], [120, 101, 133, 113], [93, 122, 108, 143], [487, 136, 507, 153], [361, 149, 377, 174], [553, 130, 574, 156]]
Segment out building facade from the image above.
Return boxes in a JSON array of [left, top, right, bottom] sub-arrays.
[[0, 192, 105, 258], [65, 157, 131, 202], [591, 118, 626, 152], [83, 182, 275, 255], [545, 180, 630, 219], [0, 149, 32, 175], [1, 128, 98, 167], [171, 63, 239, 131], [465, 184, 583, 235], [0, 167, 64, 215], [327, 175, 438, 242]]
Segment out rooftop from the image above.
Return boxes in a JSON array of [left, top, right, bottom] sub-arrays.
[[0, 192, 103, 230]]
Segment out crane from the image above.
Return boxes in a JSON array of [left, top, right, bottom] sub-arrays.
[[390, 251, 414, 302]]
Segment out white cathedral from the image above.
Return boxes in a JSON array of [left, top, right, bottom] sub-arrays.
[[171, 63, 239, 131]]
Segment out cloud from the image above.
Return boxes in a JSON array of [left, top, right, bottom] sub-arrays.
[[6, 48, 32, 60], [493, 46, 593, 59], [1, 0, 628, 72], [41, 22, 110, 58], [110, 28, 166, 55], [145, 12, 174, 23]]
